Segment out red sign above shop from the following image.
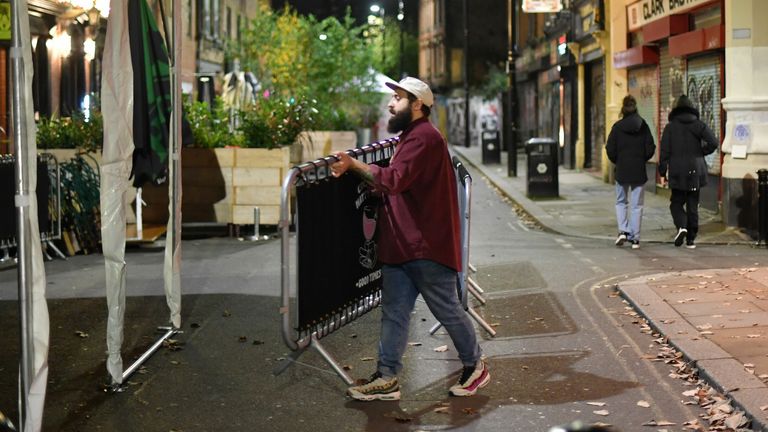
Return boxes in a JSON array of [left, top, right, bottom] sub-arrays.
[[627, 0, 716, 31]]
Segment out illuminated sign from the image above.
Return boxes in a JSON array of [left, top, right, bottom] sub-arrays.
[[627, 0, 715, 31], [522, 0, 562, 13]]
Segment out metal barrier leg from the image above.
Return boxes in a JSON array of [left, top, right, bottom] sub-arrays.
[[0, 243, 10, 263], [311, 338, 353, 385], [429, 308, 497, 338], [41, 243, 52, 261], [467, 280, 486, 304], [468, 262, 477, 273], [467, 308, 497, 337], [272, 337, 354, 385], [468, 275, 485, 294], [46, 240, 68, 260]]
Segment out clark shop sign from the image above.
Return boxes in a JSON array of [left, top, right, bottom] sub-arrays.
[[627, 0, 715, 31]]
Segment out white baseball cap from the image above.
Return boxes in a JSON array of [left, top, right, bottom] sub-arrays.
[[385, 77, 434, 108]]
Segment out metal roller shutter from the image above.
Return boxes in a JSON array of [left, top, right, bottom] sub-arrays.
[[628, 65, 660, 155], [686, 54, 723, 175], [589, 59, 605, 170]]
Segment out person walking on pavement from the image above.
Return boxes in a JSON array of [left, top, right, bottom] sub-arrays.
[[330, 77, 489, 401], [658, 94, 719, 249], [606, 95, 656, 249]]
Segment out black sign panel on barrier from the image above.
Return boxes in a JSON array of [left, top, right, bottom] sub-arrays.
[[296, 166, 385, 334]]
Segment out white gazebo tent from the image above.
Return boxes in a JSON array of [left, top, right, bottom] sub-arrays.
[[11, 0, 185, 429], [100, 0, 184, 388]]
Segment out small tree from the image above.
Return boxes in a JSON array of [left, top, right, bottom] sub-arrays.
[[231, 7, 382, 132]]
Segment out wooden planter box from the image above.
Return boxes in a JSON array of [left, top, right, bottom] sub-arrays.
[[42, 130, 357, 227], [141, 147, 290, 226]]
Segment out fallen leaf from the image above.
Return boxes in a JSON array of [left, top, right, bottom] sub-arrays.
[[238, 336, 247, 343], [636, 400, 650, 408], [407, 342, 422, 346], [586, 402, 606, 406], [433, 345, 449, 352], [360, 357, 374, 361], [222, 310, 232, 317], [462, 407, 478, 415], [75, 331, 89, 338], [593, 410, 610, 416], [434, 406, 450, 414]]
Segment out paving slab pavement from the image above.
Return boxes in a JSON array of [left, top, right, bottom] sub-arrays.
[[453, 145, 768, 430]]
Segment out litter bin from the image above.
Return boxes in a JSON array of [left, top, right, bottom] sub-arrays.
[[481, 130, 501, 164], [525, 138, 558, 198]]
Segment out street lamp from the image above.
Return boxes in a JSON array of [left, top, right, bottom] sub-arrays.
[[368, 4, 385, 67], [397, 1, 404, 78]]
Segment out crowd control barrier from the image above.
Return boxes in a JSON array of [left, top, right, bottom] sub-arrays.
[[428, 156, 496, 337], [276, 138, 398, 384], [0, 153, 65, 263]]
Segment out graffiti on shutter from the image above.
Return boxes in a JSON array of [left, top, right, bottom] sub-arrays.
[[659, 42, 686, 140], [686, 54, 722, 175]]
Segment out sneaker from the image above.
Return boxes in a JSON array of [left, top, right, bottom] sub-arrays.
[[631, 240, 640, 249], [685, 241, 696, 249], [674, 228, 688, 247], [347, 372, 400, 401], [615, 232, 627, 246], [449, 360, 490, 397]]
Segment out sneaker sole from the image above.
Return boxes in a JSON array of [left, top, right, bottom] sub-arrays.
[[615, 239, 626, 246], [685, 245, 696, 249], [449, 370, 490, 397], [674, 230, 687, 247], [347, 389, 401, 401], [631, 244, 640, 249]]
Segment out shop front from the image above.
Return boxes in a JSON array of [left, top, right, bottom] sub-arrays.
[[615, 0, 724, 209]]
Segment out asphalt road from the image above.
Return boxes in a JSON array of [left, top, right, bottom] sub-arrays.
[[1, 162, 766, 431]]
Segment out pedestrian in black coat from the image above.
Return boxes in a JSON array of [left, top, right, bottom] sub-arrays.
[[606, 95, 656, 248], [658, 95, 719, 248]]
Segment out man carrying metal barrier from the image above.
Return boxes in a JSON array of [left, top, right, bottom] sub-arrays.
[[331, 77, 489, 401]]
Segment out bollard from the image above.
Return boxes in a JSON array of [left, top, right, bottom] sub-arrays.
[[758, 169, 768, 247], [244, 207, 263, 241]]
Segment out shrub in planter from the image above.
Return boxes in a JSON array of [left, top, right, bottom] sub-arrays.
[[185, 97, 242, 148], [36, 111, 103, 152]]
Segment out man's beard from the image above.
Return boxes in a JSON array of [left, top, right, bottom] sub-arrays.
[[387, 105, 413, 134]]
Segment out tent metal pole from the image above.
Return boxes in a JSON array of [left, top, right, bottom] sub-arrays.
[[121, 327, 180, 382], [10, 0, 33, 428]]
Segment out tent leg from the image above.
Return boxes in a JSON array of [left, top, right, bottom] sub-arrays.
[[118, 327, 180, 385]]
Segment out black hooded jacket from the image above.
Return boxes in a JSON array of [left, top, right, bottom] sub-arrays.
[[605, 112, 656, 184], [658, 106, 718, 191]]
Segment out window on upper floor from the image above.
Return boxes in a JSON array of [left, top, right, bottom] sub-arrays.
[[226, 6, 232, 39], [199, 0, 220, 40]]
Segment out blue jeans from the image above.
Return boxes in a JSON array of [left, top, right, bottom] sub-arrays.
[[615, 182, 645, 241], [377, 260, 481, 377]]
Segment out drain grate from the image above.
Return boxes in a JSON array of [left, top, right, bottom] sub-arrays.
[[472, 261, 547, 292]]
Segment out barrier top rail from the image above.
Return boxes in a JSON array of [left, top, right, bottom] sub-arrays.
[[279, 137, 399, 351]]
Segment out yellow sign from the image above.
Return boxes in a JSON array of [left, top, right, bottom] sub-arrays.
[[522, 0, 563, 13], [0, 3, 10, 41]]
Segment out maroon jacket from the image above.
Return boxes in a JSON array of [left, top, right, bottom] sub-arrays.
[[369, 118, 462, 271]]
